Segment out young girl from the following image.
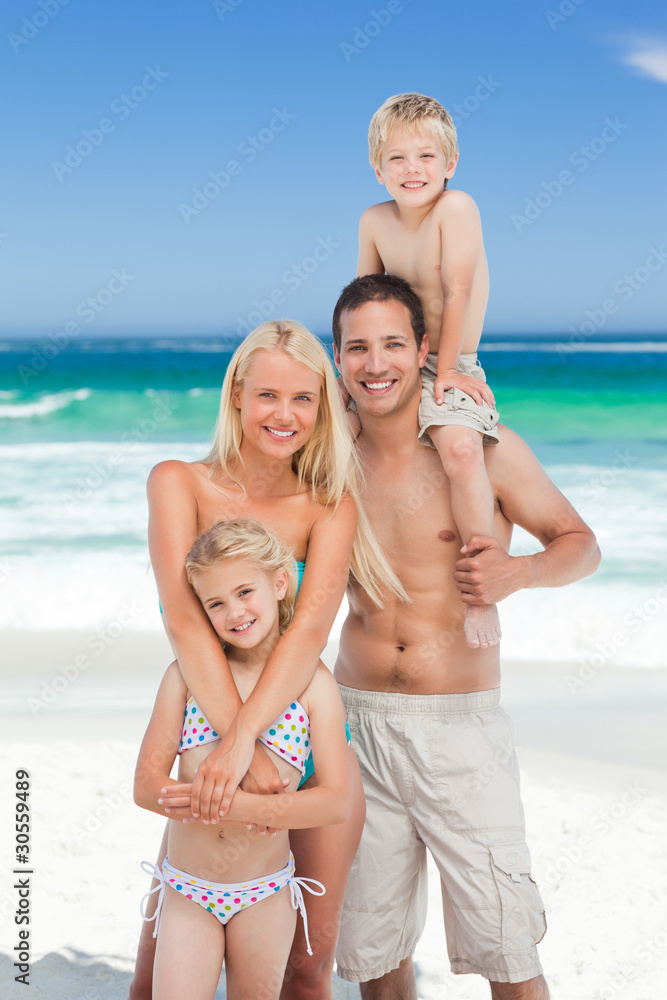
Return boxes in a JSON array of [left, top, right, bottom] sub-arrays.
[[135, 519, 351, 1000]]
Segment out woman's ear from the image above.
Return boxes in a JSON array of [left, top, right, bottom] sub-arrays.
[[275, 568, 289, 601], [232, 379, 242, 409]]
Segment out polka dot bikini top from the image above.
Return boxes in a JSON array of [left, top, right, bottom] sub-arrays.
[[178, 696, 311, 775]]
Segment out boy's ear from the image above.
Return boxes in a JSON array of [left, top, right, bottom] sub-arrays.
[[373, 163, 386, 185], [275, 568, 288, 601], [445, 152, 459, 179]]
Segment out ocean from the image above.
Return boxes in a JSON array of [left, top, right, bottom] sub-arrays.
[[1, 332, 666, 669]]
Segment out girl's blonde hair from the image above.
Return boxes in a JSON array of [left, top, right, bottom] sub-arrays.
[[368, 92, 458, 168], [204, 319, 407, 607], [185, 519, 297, 634]]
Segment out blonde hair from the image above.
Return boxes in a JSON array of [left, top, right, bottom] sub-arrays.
[[186, 519, 297, 634], [205, 319, 407, 607], [368, 92, 458, 168]]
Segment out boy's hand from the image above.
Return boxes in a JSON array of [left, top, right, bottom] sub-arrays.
[[434, 370, 495, 408]]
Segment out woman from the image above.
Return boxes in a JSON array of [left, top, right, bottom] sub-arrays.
[[130, 319, 405, 1000]]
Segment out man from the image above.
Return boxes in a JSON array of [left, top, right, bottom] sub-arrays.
[[331, 274, 600, 999]]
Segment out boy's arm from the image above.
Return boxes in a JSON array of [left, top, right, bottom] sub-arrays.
[[357, 207, 385, 276], [454, 427, 601, 605], [134, 661, 191, 818], [215, 667, 352, 828], [433, 192, 494, 407]]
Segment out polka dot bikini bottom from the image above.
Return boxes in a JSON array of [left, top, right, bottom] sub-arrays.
[[140, 851, 325, 954]]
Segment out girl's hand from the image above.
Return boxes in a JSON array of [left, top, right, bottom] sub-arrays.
[[191, 737, 286, 824], [158, 783, 200, 822]]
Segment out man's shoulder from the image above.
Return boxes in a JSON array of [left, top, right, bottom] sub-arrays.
[[486, 425, 542, 485]]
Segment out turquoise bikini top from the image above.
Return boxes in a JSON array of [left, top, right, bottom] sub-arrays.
[[295, 560, 305, 592]]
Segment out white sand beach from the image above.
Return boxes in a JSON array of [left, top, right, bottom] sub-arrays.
[[1, 631, 667, 999]]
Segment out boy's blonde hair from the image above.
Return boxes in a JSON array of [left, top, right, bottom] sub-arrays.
[[186, 519, 297, 634], [368, 92, 458, 168], [205, 319, 408, 608]]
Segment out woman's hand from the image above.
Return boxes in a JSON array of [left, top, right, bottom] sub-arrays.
[[190, 737, 286, 824]]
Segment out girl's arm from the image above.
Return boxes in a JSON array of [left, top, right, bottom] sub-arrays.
[[174, 666, 353, 828], [191, 496, 358, 822], [147, 461, 285, 799], [134, 661, 190, 818]]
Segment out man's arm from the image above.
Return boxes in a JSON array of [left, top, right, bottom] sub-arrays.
[[454, 426, 601, 605]]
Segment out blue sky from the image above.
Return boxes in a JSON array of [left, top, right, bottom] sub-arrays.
[[1, 0, 666, 336]]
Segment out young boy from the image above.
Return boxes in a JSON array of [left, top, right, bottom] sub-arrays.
[[357, 91, 501, 650]]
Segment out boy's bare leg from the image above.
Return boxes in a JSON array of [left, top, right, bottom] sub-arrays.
[[359, 958, 418, 1000], [490, 975, 550, 999], [428, 423, 501, 649], [127, 823, 167, 1000]]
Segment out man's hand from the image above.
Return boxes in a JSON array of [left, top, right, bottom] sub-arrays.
[[434, 370, 495, 408], [455, 535, 528, 605], [190, 737, 285, 824]]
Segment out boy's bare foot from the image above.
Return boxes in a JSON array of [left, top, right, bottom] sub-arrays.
[[464, 603, 501, 649]]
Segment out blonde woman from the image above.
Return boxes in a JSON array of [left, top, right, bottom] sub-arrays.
[[130, 319, 405, 1000]]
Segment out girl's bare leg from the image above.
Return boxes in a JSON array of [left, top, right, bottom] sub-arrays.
[[225, 888, 297, 1000], [153, 886, 225, 1000], [128, 823, 167, 1000], [280, 751, 365, 1000]]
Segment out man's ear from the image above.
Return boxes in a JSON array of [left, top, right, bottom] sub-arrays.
[[418, 335, 429, 368], [333, 344, 342, 373], [275, 568, 288, 601]]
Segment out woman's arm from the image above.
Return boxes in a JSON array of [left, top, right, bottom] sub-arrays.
[[173, 666, 353, 828], [134, 661, 190, 818], [147, 461, 285, 800], [191, 496, 358, 822]]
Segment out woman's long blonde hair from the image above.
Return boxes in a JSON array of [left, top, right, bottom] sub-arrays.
[[204, 319, 407, 607]]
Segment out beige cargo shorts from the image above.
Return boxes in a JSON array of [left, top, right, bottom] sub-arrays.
[[419, 351, 500, 447], [336, 685, 546, 985]]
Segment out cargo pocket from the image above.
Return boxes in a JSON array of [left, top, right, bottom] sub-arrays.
[[489, 842, 547, 953]]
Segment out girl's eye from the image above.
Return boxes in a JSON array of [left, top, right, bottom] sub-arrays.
[[239, 589, 252, 597], [209, 601, 223, 609]]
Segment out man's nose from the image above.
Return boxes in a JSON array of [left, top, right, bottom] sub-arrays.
[[364, 347, 386, 372]]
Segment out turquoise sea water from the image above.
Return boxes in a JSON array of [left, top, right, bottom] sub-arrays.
[[1, 333, 665, 667]]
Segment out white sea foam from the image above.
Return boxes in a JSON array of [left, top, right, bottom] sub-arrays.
[[0, 387, 91, 419], [2, 442, 665, 667], [481, 341, 667, 353]]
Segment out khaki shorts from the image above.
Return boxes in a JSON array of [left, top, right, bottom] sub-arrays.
[[336, 685, 546, 985], [419, 352, 499, 447]]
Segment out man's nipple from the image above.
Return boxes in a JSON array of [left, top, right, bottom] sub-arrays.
[[438, 529, 456, 543]]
